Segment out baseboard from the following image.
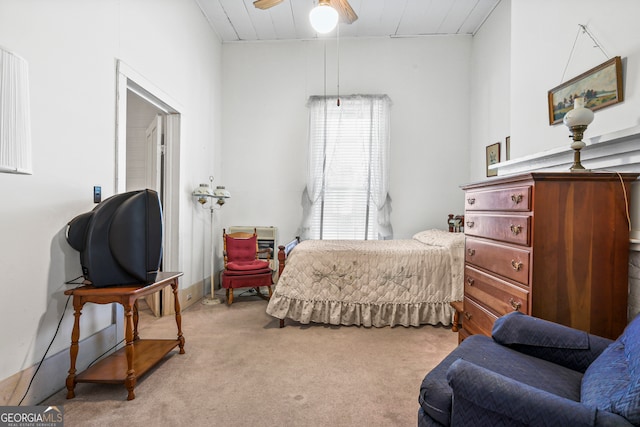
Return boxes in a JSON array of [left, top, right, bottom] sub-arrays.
[[0, 324, 118, 406], [179, 280, 205, 310], [161, 280, 204, 315]]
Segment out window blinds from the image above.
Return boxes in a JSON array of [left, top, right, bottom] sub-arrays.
[[303, 94, 391, 240]]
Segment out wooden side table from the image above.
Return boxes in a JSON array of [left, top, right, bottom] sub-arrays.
[[64, 272, 185, 400]]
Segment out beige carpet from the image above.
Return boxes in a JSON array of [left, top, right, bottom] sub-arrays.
[[41, 293, 457, 426]]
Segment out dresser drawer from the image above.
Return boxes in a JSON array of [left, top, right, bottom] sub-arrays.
[[462, 297, 498, 336], [458, 327, 471, 344], [465, 186, 531, 212], [465, 237, 530, 285], [464, 214, 530, 246], [464, 266, 529, 316]]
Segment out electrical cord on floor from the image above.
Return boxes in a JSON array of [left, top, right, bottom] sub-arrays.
[[87, 339, 125, 368], [237, 288, 257, 297], [236, 288, 268, 297], [18, 293, 72, 406]]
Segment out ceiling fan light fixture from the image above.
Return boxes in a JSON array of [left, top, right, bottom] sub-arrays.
[[253, 0, 283, 10], [309, 2, 339, 34]]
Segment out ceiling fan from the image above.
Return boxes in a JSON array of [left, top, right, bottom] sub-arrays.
[[253, 0, 358, 25]]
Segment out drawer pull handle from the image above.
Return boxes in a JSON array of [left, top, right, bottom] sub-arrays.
[[510, 224, 522, 235], [466, 221, 475, 228], [464, 312, 472, 321], [511, 260, 523, 271], [466, 278, 475, 286], [467, 249, 476, 256], [509, 298, 522, 311], [467, 197, 476, 205], [511, 194, 523, 204]]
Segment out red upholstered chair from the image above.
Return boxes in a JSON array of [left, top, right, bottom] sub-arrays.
[[221, 229, 273, 305]]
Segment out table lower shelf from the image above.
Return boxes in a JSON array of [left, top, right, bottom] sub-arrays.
[[76, 339, 180, 384]]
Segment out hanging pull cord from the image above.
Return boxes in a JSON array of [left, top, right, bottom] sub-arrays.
[[336, 23, 341, 107]]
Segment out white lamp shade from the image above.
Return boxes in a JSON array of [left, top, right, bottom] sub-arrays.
[[193, 183, 213, 197], [563, 97, 594, 128], [0, 47, 32, 174], [309, 4, 339, 33], [213, 186, 231, 199]]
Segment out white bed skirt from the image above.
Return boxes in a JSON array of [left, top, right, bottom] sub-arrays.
[[267, 296, 454, 327]]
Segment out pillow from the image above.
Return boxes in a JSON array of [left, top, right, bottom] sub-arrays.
[[581, 315, 640, 424], [493, 311, 589, 349], [412, 229, 464, 248]]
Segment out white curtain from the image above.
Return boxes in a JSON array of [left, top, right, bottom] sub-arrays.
[[301, 94, 392, 240], [0, 47, 32, 174]]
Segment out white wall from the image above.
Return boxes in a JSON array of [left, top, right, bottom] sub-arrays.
[[468, 0, 511, 182], [0, 0, 222, 399], [220, 36, 472, 244], [510, 0, 640, 158], [470, 0, 640, 178]]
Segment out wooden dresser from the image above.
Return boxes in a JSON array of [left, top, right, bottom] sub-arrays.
[[460, 172, 638, 341]]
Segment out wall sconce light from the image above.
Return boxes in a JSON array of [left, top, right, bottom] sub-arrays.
[[192, 176, 231, 305], [563, 97, 594, 172], [0, 47, 32, 174], [309, 0, 339, 34]]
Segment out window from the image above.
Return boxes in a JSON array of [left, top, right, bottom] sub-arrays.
[[302, 95, 392, 240]]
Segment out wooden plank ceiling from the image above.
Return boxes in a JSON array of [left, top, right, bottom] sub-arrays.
[[197, 0, 501, 42]]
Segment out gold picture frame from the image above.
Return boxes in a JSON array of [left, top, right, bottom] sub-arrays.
[[505, 136, 511, 161], [547, 56, 623, 125], [486, 142, 500, 177]]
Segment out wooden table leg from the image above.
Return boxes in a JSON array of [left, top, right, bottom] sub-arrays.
[[452, 310, 460, 332], [66, 298, 83, 399], [133, 300, 140, 341], [123, 302, 137, 400], [450, 301, 463, 333], [171, 281, 185, 354]]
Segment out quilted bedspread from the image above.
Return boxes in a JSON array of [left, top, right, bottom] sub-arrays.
[[266, 229, 465, 327]]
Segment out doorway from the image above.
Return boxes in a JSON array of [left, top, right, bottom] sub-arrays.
[[125, 93, 164, 316], [115, 61, 182, 318]]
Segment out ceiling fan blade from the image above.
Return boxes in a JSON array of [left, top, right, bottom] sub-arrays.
[[253, 0, 283, 10], [329, 0, 358, 24]]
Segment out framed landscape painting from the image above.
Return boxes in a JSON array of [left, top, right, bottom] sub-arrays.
[[547, 56, 623, 125]]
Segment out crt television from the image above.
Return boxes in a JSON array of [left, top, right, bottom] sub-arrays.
[[66, 189, 163, 287]]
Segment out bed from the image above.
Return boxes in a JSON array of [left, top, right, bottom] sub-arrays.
[[266, 216, 465, 328]]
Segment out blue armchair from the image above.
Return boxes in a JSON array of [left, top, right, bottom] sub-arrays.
[[418, 311, 640, 426]]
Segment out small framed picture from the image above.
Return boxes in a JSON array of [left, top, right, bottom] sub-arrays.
[[505, 136, 511, 161], [486, 142, 500, 177]]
